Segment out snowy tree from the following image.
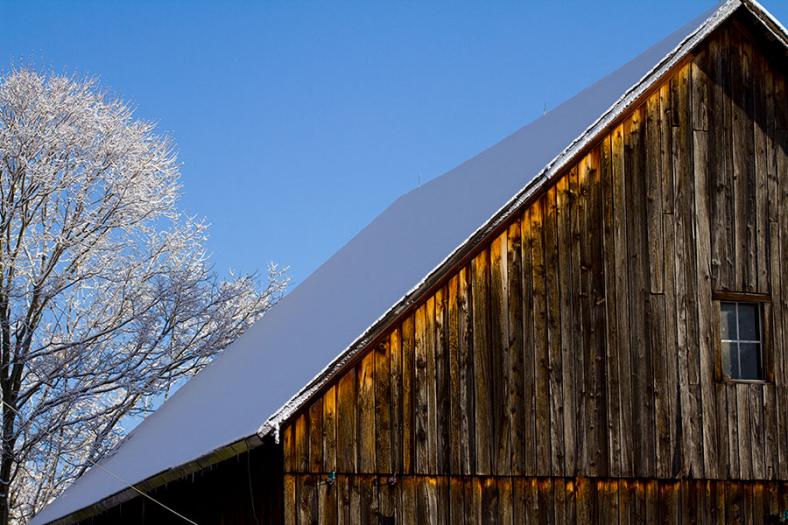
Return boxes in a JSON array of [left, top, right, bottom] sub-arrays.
[[0, 70, 288, 524]]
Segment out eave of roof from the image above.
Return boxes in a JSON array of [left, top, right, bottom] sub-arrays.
[[32, 1, 787, 524], [257, 0, 787, 440]]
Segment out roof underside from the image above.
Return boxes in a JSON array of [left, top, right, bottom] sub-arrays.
[[32, 1, 786, 523]]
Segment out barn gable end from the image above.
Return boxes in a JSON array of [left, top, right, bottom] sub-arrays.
[[280, 10, 788, 523], [34, 1, 788, 524]]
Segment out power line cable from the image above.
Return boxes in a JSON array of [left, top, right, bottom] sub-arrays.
[[0, 399, 199, 525]]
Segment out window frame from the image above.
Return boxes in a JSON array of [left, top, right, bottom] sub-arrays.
[[712, 291, 771, 384]]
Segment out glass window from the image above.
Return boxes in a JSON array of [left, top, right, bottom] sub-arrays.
[[720, 301, 762, 380]]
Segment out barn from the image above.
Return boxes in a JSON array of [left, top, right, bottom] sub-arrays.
[[32, 0, 788, 523]]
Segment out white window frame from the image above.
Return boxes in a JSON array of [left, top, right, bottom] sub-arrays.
[[720, 300, 764, 382]]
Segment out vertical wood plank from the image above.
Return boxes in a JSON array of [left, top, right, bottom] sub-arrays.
[[565, 478, 577, 524], [727, 384, 740, 479], [323, 386, 337, 474], [378, 479, 397, 525], [525, 478, 540, 524], [530, 200, 551, 476], [512, 478, 526, 525], [587, 148, 609, 477], [374, 340, 392, 474], [646, 86, 671, 481], [520, 210, 538, 477], [319, 475, 338, 525], [618, 479, 632, 525], [736, 383, 752, 480], [692, 117, 719, 478], [497, 478, 513, 525], [575, 477, 593, 524], [298, 475, 318, 525], [295, 414, 309, 473], [611, 124, 635, 476], [672, 64, 704, 478], [401, 477, 416, 525], [449, 476, 464, 525], [557, 174, 577, 477], [554, 479, 567, 525], [337, 369, 357, 473], [537, 478, 554, 525], [425, 297, 439, 474], [507, 221, 526, 476], [601, 135, 623, 478], [750, 40, 769, 295], [448, 276, 462, 475], [763, 384, 778, 480], [416, 477, 438, 524], [625, 107, 655, 477], [544, 187, 565, 476], [458, 267, 475, 475], [425, 299, 439, 473], [749, 386, 766, 480], [573, 159, 590, 478], [414, 304, 430, 474], [358, 475, 377, 525], [402, 316, 415, 475], [309, 399, 324, 473], [285, 475, 297, 525], [730, 29, 756, 293], [436, 287, 451, 476], [490, 233, 511, 475], [472, 250, 493, 475], [708, 27, 735, 290], [646, 91, 665, 294], [389, 329, 403, 475], [284, 422, 295, 474], [661, 69, 682, 481]]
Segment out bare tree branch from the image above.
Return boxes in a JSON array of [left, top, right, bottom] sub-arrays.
[[0, 70, 288, 524]]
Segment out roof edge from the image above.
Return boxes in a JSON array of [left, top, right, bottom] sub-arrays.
[[256, 0, 748, 437], [742, 0, 788, 45], [45, 434, 263, 525], [37, 0, 788, 522]]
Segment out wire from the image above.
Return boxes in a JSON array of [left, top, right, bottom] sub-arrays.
[[0, 399, 199, 525], [245, 451, 260, 525]]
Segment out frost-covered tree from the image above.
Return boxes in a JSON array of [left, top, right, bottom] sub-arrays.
[[0, 70, 287, 524]]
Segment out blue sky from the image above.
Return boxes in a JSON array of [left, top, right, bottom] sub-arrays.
[[5, 1, 787, 287]]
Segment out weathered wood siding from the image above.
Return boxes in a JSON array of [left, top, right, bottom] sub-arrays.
[[283, 16, 788, 524], [282, 476, 786, 524]]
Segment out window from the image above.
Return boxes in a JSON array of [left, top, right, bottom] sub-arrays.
[[719, 301, 763, 380]]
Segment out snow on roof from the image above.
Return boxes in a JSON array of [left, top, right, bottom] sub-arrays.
[[34, 1, 783, 523]]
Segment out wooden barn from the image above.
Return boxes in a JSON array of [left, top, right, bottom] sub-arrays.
[[32, 0, 788, 523]]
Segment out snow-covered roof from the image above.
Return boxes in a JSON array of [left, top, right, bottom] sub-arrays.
[[32, 1, 787, 523]]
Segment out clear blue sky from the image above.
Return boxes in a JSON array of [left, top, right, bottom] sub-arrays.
[[4, 1, 786, 287]]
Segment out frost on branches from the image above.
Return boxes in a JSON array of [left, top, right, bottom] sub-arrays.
[[0, 70, 288, 524]]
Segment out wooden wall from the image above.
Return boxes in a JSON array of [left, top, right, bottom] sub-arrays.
[[283, 476, 787, 524], [282, 14, 788, 524]]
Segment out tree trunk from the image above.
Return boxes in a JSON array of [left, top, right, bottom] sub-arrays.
[[0, 451, 11, 525], [0, 488, 8, 525], [0, 401, 16, 525]]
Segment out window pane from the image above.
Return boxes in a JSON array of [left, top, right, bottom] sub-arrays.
[[739, 343, 761, 380], [738, 303, 759, 341], [720, 302, 737, 340], [721, 342, 738, 378]]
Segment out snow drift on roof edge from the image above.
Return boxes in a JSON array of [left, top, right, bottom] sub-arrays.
[[31, 5, 722, 524]]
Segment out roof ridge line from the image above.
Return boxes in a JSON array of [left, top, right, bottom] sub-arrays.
[[257, 0, 750, 439], [741, 0, 788, 44]]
